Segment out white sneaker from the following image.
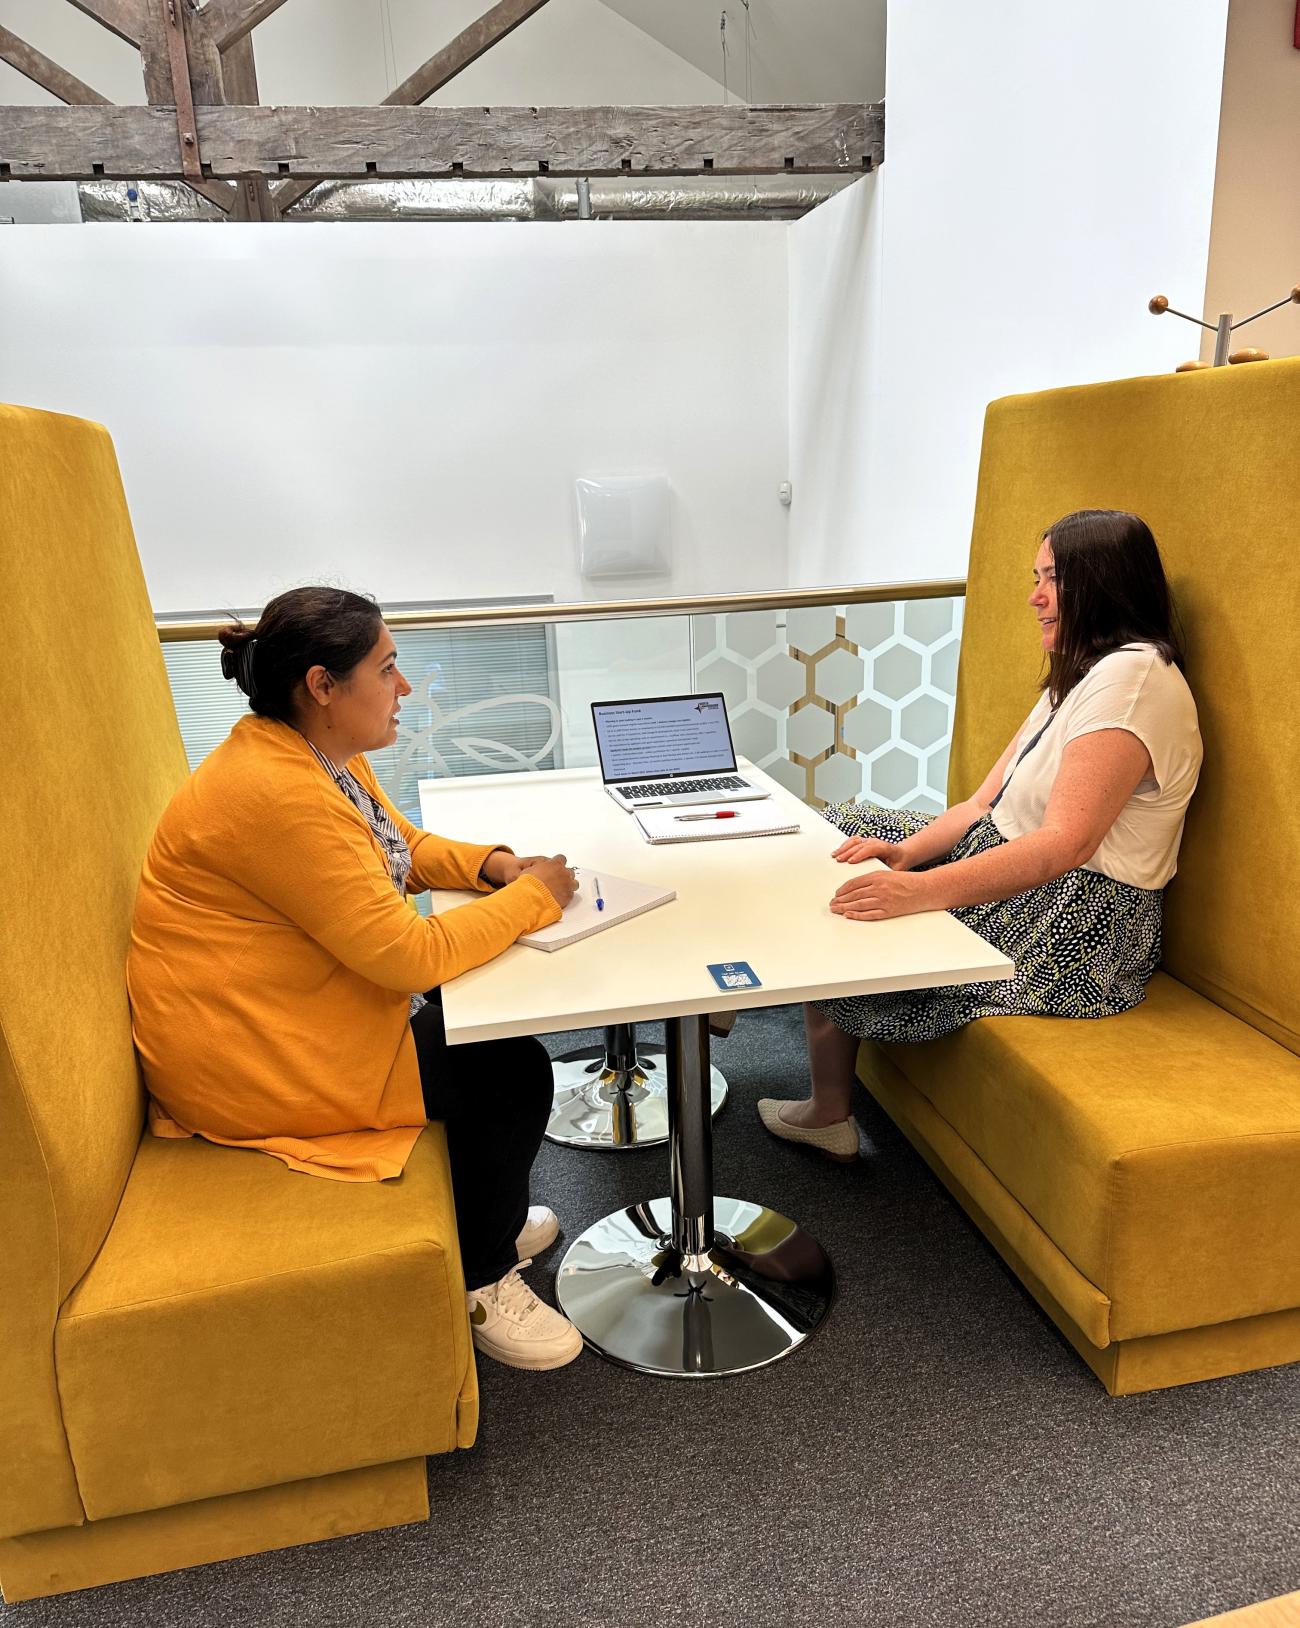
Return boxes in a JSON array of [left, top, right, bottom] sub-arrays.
[[468, 1265, 584, 1371], [516, 1205, 560, 1260]]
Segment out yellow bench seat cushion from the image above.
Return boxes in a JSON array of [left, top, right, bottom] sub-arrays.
[[55, 1128, 475, 1522], [879, 973, 1300, 1343]]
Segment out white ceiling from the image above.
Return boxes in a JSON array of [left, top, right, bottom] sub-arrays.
[[597, 0, 886, 103]]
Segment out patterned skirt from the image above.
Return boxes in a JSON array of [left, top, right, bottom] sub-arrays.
[[814, 803, 1164, 1044]]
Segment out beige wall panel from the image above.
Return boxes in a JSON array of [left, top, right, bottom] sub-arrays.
[[1202, 0, 1300, 360]]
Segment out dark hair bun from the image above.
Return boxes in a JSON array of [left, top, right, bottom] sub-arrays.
[[217, 622, 256, 693], [212, 588, 382, 723]]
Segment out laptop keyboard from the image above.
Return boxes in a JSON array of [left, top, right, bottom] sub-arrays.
[[617, 776, 749, 799]]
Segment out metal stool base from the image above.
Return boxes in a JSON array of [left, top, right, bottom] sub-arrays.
[[555, 1195, 835, 1377], [547, 1044, 727, 1150]]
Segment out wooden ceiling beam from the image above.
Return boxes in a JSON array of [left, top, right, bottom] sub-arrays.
[[140, 4, 238, 210], [387, 0, 553, 107], [276, 0, 553, 216], [0, 102, 883, 181], [200, 0, 293, 54], [184, 175, 239, 211], [159, 0, 203, 177], [0, 17, 233, 211], [0, 24, 112, 104], [63, 0, 144, 48], [219, 34, 260, 104], [220, 37, 279, 215]]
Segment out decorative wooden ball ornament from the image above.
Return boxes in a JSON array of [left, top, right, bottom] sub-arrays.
[[1149, 280, 1296, 367]]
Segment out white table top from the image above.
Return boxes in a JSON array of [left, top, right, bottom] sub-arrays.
[[418, 764, 1013, 1045]]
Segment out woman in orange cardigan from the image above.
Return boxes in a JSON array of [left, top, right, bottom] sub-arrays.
[[129, 586, 583, 1371]]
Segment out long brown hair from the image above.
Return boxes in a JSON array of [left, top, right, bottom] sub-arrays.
[[1042, 510, 1184, 709]]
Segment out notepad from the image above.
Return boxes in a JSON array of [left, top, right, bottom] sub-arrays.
[[517, 870, 676, 951], [634, 804, 801, 844], [425, 872, 675, 950]]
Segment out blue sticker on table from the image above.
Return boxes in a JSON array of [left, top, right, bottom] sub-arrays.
[[707, 961, 762, 991]]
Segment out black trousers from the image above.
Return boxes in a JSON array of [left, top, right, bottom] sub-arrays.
[[410, 990, 554, 1292]]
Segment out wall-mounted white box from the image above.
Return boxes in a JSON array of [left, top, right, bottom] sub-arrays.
[[575, 474, 672, 579]]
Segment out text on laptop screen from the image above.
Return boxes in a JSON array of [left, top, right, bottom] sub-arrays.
[[593, 696, 736, 781]]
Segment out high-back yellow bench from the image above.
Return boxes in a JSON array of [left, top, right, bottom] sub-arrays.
[[859, 358, 1300, 1395], [0, 404, 477, 1602]]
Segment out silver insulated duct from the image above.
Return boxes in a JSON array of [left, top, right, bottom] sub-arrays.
[[78, 174, 857, 223]]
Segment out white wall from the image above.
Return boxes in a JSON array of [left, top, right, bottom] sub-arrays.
[[2, 1, 1242, 604], [1201, 0, 1300, 362], [786, 173, 882, 591], [787, 1, 1231, 587], [0, 222, 790, 613]]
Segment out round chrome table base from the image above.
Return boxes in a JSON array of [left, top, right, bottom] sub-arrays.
[[547, 1045, 728, 1150], [555, 1195, 835, 1377]]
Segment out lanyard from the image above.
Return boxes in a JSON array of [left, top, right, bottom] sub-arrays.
[[987, 708, 1057, 812]]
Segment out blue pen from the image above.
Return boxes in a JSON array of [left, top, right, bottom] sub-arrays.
[[593, 875, 604, 912]]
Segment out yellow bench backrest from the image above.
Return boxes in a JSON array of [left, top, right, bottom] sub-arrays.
[[0, 404, 188, 1534], [950, 360, 1300, 1058]]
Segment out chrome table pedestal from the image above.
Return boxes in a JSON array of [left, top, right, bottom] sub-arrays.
[[546, 1022, 727, 1150], [555, 1015, 834, 1377]]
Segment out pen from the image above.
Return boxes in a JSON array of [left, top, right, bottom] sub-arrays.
[[674, 811, 740, 822], [593, 875, 604, 911]]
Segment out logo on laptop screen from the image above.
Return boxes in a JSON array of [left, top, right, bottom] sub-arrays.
[[694, 699, 721, 713]]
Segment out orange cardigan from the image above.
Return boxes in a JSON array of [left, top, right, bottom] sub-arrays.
[[127, 715, 561, 1180]]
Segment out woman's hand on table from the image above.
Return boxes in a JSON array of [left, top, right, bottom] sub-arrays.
[[831, 835, 912, 870], [523, 854, 579, 909], [829, 867, 938, 922], [481, 849, 577, 907], [482, 850, 539, 888]]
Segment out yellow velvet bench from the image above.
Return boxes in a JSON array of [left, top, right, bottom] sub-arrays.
[[0, 404, 478, 1602], [858, 359, 1300, 1395]]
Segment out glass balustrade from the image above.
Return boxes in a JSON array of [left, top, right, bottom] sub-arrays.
[[691, 597, 964, 816], [160, 592, 965, 822]]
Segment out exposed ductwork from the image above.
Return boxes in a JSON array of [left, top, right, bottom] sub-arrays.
[[77, 181, 225, 223], [76, 173, 857, 224]]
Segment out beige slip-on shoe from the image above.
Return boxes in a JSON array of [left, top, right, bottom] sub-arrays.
[[757, 1098, 860, 1163]]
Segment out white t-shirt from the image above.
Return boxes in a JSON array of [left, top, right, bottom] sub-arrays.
[[989, 643, 1202, 890]]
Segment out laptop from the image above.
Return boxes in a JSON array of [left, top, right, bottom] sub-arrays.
[[591, 693, 772, 812]]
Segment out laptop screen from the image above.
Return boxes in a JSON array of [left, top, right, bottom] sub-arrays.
[[591, 694, 738, 783]]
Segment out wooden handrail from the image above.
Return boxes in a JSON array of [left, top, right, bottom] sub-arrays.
[[155, 578, 968, 642]]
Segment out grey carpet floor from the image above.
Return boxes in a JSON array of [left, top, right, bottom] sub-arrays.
[[7, 1005, 1300, 1628]]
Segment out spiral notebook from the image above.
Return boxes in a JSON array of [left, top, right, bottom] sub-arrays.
[[634, 804, 801, 844]]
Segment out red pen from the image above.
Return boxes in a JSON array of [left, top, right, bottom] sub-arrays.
[[674, 810, 740, 821]]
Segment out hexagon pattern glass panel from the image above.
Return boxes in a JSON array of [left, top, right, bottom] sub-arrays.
[[691, 598, 964, 814]]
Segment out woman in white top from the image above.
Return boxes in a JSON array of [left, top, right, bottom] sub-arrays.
[[758, 509, 1203, 1161]]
